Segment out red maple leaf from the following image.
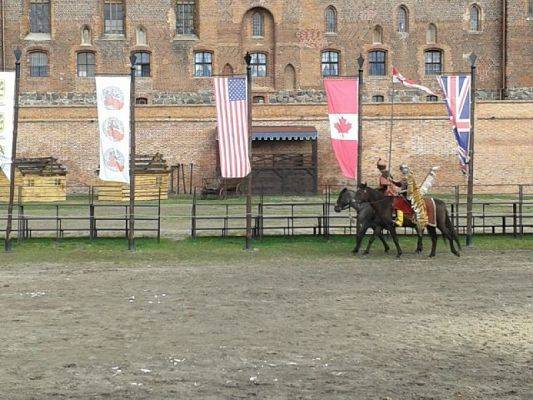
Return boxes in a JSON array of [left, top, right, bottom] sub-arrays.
[[334, 116, 352, 134]]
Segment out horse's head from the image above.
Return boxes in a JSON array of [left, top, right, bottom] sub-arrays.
[[334, 188, 357, 212], [355, 182, 372, 204]]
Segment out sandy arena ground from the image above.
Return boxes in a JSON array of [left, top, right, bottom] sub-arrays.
[[1, 250, 532, 399]]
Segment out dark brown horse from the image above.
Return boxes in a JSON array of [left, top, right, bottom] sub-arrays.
[[335, 185, 461, 257]]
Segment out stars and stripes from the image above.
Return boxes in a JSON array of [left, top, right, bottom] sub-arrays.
[[214, 76, 251, 178], [437, 75, 472, 174], [392, 67, 436, 96]]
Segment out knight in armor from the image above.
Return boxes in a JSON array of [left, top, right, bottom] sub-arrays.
[[376, 158, 406, 226]]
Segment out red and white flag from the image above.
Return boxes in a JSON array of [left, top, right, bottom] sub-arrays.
[[392, 67, 436, 96], [324, 78, 359, 179], [214, 76, 251, 178]]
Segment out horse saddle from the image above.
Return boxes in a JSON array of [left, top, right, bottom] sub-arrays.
[[393, 196, 437, 227]]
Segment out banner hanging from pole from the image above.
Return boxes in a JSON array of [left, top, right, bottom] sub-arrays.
[[324, 78, 359, 179], [0, 72, 16, 181], [437, 75, 471, 174], [96, 76, 131, 183], [213, 76, 251, 178]]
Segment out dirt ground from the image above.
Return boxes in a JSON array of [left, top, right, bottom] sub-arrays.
[[1, 250, 532, 399]]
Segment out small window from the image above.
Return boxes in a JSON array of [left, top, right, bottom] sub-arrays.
[[250, 53, 267, 77], [81, 26, 91, 45], [369, 50, 386, 76], [136, 27, 147, 46], [136, 97, 148, 105], [177, 0, 195, 35], [321, 51, 339, 77], [325, 6, 337, 33], [373, 25, 383, 44], [398, 6, 409, 33], [426, 95, 439, 102], [133, 52, 151, 77], [529, 0, 533, 17], [104, 0, 125, 35], [252, 12, 264, 37], [30, 0, 51, 34], [222, 63, 233, 75], [372, 95, 384, 103], [29, 52, 49, 77], [425, 50, 442, 75], [77, 52, 96, 77], [194, 51, 212, 77], [253, 96, 265, 104], [427, 23, 437, 44], [470, 4, 481, 31], [54, 178, 61, 186]]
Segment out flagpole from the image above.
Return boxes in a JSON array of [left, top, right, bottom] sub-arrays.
[[128, 54, 136, 251], [357, 54, 364, 185], [244, 53, 253, 251], [466, 53, 477, 247], [387, 74, 394, 176], [4, 47, 21, 252]]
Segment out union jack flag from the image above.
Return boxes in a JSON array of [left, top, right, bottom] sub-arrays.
[[437, 75, 472, 174]]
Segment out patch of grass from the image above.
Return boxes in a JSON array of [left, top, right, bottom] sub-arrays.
[[0, 234, 531, 266]]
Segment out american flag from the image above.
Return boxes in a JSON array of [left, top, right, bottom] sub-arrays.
[[214, 76, 251, 178], [437, 75, 472, 174]]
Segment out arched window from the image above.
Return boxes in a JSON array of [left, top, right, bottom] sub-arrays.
[[222, 63, 233, 75], [369, 50, 386, 76], [30, 0, 51, 34], [77, 52, 95, 77], [321, 51, 339, 76], [470, 4, 481, 31], [136, 27, 147, 46], [284, 64, 296, 90], [132, 51, 151, 77], [426, 23, 437, 44], [250, 53, 267, 77], [253, 96, 265, 104], [194, 51, 212, 77], [29, 51, 49, 77], [398, 6, 409, 33], [104, 0, 125, 35], [81, 26, 91, 45], [373, 25, 383, 44], [325, 6, 337, 33], [176, 0, 195, 35], [425, 50, 442, 75], [136, 97, 148, 105], [252, 12, 264, 37], [372, 95, 384, 103], [426, 95, 439, 102]]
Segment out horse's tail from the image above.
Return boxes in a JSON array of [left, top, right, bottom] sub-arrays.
[[445, 209, 462, 251]]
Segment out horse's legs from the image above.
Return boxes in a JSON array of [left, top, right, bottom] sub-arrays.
[[415, 226, 424, 254], [389, 226, 402, 258], [427, 226, 438, 257], [439, 225, 460, 257], [353, 224, 369, 254], [377, 229, 390, 253], [363, 229, 377, 255]]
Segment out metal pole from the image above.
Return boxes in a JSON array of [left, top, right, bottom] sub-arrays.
[[357, 54, 364, 185], [4, 48, 22, 252], [128, 54, 136, 251], [387, 75, 395, 176], [244, 52, 253, 250], [466, 53, 477, 247]]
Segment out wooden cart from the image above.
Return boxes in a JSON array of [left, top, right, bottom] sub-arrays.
[[200, 177, 243, 199]]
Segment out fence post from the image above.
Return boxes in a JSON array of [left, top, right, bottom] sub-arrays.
[[89, 204, 95, 240], [518, 184, 523, 237], [157, 187, 161, 243], [191, 188, 197, 238], [512, 203, 517, 237], [454, 185, 460, 233]]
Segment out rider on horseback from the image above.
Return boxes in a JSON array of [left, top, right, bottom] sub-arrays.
[[376, 159, 410, 226]]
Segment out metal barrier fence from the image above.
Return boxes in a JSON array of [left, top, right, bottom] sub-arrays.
[[191, 185, 533, 238]]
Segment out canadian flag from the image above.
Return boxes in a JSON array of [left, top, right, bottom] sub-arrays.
[[324, 78, 359, 179], [392, 67, 437, 96]]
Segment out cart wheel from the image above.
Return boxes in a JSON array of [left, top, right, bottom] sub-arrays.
[[219, 188, 226, 200]]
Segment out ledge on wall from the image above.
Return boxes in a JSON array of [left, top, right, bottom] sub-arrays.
[[173, 34, 198, 42], [24, 33, 51, 41]]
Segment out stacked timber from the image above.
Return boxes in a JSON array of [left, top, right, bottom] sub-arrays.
[[0, 157, 68, 202], [97, 153, 169, 201]]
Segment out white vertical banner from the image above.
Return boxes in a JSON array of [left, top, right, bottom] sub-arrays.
[[0, 72, 16, 181], [96, 76, 130, 183]]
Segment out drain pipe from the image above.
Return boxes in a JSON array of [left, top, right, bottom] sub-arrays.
[[501, 0, 508, 99]]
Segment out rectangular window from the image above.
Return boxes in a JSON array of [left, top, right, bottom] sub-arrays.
[[250, 53, 267, 77], [29, 52, 49, 77], [372, 95, 384, 103], [194, 52, 212, 77], [133, 52, 151, 77], [426, 95, 439, 102], [369, 51, 386, 76], [77, 52, 96, 77], [176, 0, 195, 35], [425, 51, 442, 75], [104, 0, 125, 35], [321, 51, 339, 77], [30, 0, 51, 34]]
